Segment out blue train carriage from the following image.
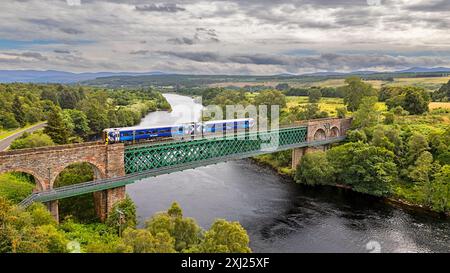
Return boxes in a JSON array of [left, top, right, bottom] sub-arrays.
[[103, 122, 204, 144], [104, 124, 179, 144], [103, 118, 256, 144], [202, 118, 255, 134]]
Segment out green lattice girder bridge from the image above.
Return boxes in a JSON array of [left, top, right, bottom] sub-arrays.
[[20, 126, 345, 207]]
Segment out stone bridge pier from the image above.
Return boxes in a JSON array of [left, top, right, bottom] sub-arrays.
[[0, 142, 127, 222], [291, 118, 352, 169]]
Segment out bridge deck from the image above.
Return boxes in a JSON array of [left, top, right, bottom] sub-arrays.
[[20, 135, 345, 207]]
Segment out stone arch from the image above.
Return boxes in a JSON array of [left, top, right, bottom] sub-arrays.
[[0, 167, 47, 191], [51, 160, 106, 189], [313, 128, 326, 141], [329, 126, 340, 138]]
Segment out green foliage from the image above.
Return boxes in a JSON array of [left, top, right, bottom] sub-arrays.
[[289, 103, 329, 121], [0, 198, 68, 253], [378, 86, 403, 102], [346, 129, 367, 143], [64, 109, 90, 140], [0, 112, 19, 129], [428, 165, 450, 212], [352, 96, 380, 129], [60, 219, 124, 253], [384, 112, 395, 124], [386, 86, 430, 115], [53, 163, 97, 222], [432, 80, 450, 102], [295, 151, 335, 186], [254, 90, 287, 108], [10, 131, 54, 150], [106, 196, 137, 233], [342, 77, 377, 111], [308, 88, 322, 103], [122, 228, 175, 253], [196, 219, 251, 253], [406, 133, 430, 165], [336, 106, 347, 118], [0, 173, 34, 203], [12, 96, 26, 127], [44, 105, 71, 144], [0, 83, 170, 142], [0, 198, 252, 253], [327, 142, 397, 196], [146, 202, 202, 252], [275, 83, 289, 91]]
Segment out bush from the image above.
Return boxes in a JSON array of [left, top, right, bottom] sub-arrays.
[[10, 131, 54, 150], [295, 151, 335, 186]]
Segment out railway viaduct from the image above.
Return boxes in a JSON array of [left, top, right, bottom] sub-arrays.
[[0, 118, 351, 222]]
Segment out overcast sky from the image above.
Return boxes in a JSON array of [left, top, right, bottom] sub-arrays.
[[1, 0, 450, 74]]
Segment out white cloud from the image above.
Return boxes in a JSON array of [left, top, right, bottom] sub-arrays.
[[0, 0, 448, 73]]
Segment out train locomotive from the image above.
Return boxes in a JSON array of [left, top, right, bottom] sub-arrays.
[[103, 118, 255, 144]]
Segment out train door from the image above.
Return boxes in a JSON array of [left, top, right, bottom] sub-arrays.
[[183, 123, 195, 140]]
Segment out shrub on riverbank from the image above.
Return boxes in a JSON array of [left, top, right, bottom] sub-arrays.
[[0, 197, 252, 253]]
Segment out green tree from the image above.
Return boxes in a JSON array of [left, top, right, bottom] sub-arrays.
[[295, 151, 335, 186], [12, 96, 26, 127], [308, 88, 322, 103], [0, 112, 19, 129], [327, 142, 397, 196], [336, 106, 347, 118], [106, 196, 137, 234], [44, 105, 71, 144], [121, 228, 175, 253], [402, 87, 430, 114], [429, 165, 450, 212], [197, 219, 251, 253], [352, 96, 380, 129], [146, 202, 202, 252], [432, 80, 450, 102], [254, 90, 286, 108], [342, 77, 376, 111], [406, 133, 430, 165], [408, 151, 435, 185], [64, 109, 90, 140], [291, 103, 328, 121], [10, 131, 54, 150]]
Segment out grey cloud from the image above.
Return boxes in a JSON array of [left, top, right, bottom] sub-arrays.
[[406, 0, 450, 12], [54, 49, 71, 54], [3, 52, 48, 61], [167, 37, 195, 45], [130, 50, 150, 55], [25, 18, 84, 35], [60, 28, 84, 35], [135, 3, 185, 13], [157, 51, 448, 71]]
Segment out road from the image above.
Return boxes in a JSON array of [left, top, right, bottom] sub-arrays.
[[0, 122, 47, 151]]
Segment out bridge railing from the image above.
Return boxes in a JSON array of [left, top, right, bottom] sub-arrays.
[[19, 136, 346, 207]]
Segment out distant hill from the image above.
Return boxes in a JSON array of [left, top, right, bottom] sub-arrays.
[[0, 70, 168, 83], [1, 67, 450, 86], [394, 67, 450, 73]]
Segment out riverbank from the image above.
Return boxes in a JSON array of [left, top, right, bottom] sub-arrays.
[[252, 154, 450, 218]]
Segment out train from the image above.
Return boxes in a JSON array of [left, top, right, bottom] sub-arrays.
[[103, 118, 256, 144]]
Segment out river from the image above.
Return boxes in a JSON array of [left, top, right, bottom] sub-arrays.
[[126, 93, 450, 253]]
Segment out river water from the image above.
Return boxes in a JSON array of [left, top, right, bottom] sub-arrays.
[[126, 93, 449, 253]]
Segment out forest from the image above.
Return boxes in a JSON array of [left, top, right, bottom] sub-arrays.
[[0, 83, 171, 146], [185, 78, 449, 214]]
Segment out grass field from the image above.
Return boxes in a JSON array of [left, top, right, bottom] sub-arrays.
[[429, 102, 450, 110], [0, 122, 47, 141], [286, 96, 346, 116], [208, 76, 450, 91]]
